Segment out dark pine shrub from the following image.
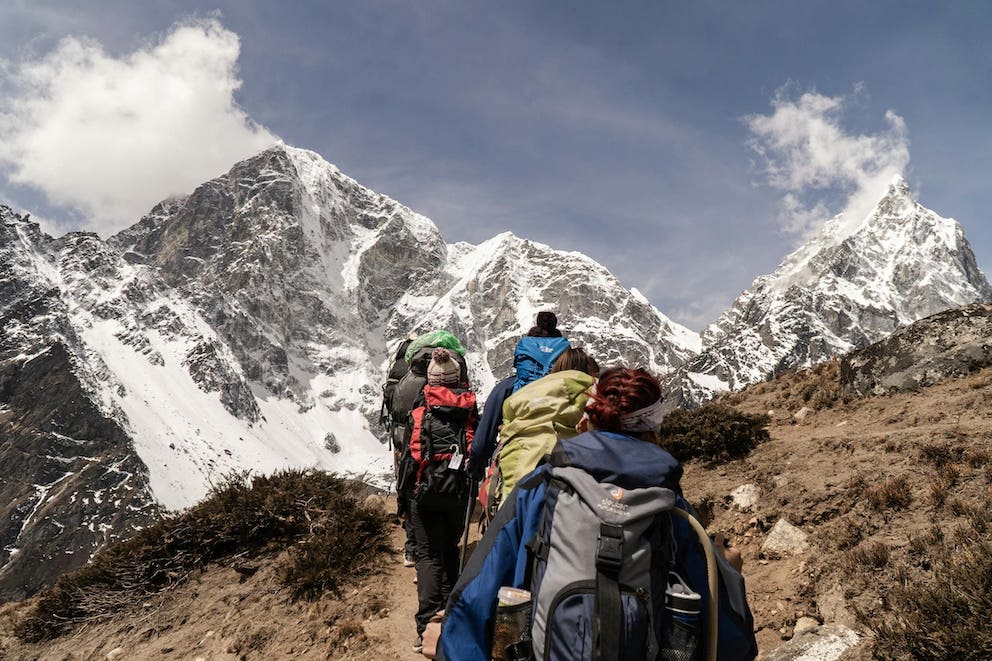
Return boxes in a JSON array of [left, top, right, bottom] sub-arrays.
[[658, 403, 770, 465]]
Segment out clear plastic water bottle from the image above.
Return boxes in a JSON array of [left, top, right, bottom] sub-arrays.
[[660, 572, 702, 661], [492, 587, 532, 661]]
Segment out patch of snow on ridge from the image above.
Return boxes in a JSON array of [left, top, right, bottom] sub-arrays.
[[631, 287, 701, 353], [687, 371, 728, 393], [76, 312, 387, 511], [282, 144, 440, 246]]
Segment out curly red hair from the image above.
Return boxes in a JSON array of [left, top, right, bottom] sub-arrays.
[[584, 367, 662, 433]]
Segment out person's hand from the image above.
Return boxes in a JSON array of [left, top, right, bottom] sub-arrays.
[[713, 532, 743, 572], [422, 610, 444, 658]]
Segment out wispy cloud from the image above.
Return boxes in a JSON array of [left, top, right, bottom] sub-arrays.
[[744, 86, 910, 236], [0, 17, 277, 236]]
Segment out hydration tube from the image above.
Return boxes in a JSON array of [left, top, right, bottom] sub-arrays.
[[671, 507, 718, 661]]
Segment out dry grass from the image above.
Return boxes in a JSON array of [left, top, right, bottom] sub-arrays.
[[866, 476, 913, 512], [729, 359, 850, 412], [870, 525, 992, 659], [14, 470, 390, 642], [844, 541, 890, 572]]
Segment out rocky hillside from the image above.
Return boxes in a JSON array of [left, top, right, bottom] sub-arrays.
[[665, 177, 992, 409], [0, 214, 159, 602], [685, 303, 992, 658]]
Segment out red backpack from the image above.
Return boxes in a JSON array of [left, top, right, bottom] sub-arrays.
[[398, 385, 477, 499]]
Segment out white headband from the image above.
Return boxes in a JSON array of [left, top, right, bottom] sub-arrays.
[[619, 398, 666, 433]]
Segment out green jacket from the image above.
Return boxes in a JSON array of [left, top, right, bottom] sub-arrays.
[[496, 370, 596, 501]]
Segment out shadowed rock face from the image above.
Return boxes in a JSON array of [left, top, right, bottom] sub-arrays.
[[0, 343, 158, 601], [841, 303, 992, 397]]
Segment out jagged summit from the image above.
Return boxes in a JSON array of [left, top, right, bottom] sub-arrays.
[[394, 229, 700, 394], [672, 180, 992, 407]]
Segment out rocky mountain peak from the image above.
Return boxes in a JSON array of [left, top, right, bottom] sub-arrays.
[[672, 183, 991, 408]]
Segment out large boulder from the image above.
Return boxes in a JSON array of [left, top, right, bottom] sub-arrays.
[[841, 303, 992, 396]]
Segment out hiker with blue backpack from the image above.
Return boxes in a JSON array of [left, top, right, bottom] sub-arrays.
[[468, 311, 570, 483], [436, 367, 758, 661], [478, 347, 601, 523]]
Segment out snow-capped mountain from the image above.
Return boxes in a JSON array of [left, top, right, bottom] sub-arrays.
[[0, 145, 698, 598], [0, 212, 160, 600], [664, 177, 992, 408]]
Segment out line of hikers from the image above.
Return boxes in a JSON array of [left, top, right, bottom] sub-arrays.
[[380, 312, 758, 661]]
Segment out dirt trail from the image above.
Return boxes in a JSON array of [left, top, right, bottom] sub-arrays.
[[358, 514, 427, 658]]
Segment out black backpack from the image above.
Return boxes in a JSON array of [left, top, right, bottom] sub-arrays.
[[396, 385, 477, 499], [380, 339, 414, 449]]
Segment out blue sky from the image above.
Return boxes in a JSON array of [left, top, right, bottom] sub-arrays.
[[1, 1, 990, 330]]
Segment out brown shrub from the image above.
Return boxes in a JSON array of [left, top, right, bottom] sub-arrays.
[[14, 469, 389, 642], [844, 541, 890, 571], [929, 476, 950, 509], [967, 448, 991, 469], [866, 476, 912, 512], [920, 442, 967, 468], [834, 518, 864, 551], [949, 497, 971, 517], [908, 525, 944, 568], [658, 402, 770, 465], [869, 537, 992, 659]]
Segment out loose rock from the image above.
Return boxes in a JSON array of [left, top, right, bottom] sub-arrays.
[[762, 624, 860, 661], [761, 519, 809, 556], [730, 484, 760, 512]]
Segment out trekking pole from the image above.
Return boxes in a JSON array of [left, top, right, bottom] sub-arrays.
[[459, 479, 478, 570]]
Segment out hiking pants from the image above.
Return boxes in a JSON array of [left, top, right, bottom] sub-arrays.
[[410, 491, 468, 635], [404, 513, 416, 558]]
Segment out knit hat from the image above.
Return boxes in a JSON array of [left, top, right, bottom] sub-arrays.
[[427, 348, 460, 385]]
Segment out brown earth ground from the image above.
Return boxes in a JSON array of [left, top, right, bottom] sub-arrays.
[[2, 362, 991, 659]]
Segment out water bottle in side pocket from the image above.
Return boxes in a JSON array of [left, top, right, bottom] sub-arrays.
[[660, 571, 702, 661], [492, 587, 532, 661]]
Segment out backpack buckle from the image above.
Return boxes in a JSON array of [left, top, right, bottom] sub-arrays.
[[596, 524, 623, 574]]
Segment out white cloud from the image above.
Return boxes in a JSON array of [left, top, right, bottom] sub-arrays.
[[745, 87, 910, 236], [0, 18, 277, 235]]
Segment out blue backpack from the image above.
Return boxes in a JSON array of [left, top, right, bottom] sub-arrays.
[[512, 336, 570, 392]]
